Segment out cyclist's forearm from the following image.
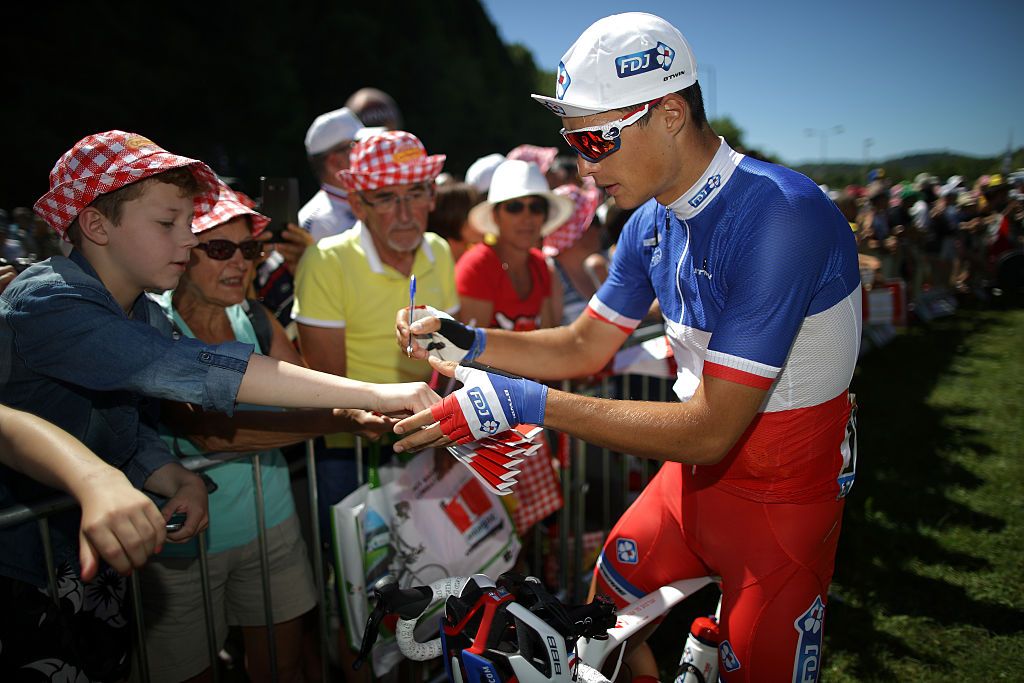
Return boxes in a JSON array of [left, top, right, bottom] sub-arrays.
[[543, 374, 766, 465], [477, 316, 625, 380]]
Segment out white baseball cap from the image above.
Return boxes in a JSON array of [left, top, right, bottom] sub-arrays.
[[465, 153, 506, 193], [304, 107, 364, 155], [532, 13, 697, 118]]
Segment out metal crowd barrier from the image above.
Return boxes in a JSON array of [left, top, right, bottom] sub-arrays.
[[0, 371, 673, 682]]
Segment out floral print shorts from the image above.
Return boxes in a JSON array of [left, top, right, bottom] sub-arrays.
[[0, 562, 131, 682]]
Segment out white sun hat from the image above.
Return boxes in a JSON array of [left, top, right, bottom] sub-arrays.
[[532, 12, 697, 118], [468, 160, 575, 237]]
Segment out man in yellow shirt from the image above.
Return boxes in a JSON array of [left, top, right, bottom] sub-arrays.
[[292, 128, 458, 530]]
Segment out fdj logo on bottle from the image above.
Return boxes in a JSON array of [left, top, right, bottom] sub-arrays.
[[467, 388, 500, 434], [615, 41, 675, 78]]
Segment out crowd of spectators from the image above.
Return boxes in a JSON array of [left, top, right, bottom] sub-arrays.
[[824, 169, 1024, 305], [1, 83, 1022, 682]]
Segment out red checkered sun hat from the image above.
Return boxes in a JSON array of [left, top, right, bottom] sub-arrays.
[[507, 144, 559, 174], [544, 179, 602, 256], [337, 130, 445, 192], [34, 130, 220, 241], [192, 181, 270, 235]]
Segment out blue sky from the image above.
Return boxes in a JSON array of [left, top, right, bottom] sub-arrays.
[[480, 0, 1023, 165]]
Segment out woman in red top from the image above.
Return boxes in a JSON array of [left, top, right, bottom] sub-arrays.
[[456, 159, 575, 536], [458, 160, 574, 330]]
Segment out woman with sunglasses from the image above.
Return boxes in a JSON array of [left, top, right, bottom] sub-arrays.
[[456, 160, 574, 537], [459, 159, 574, 332], [139, 183, 393, 683]]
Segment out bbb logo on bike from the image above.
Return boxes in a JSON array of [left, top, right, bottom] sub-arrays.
[[793, 595, 826, 683], [615, 538, 639, 564], [546, 635, 562, 674]]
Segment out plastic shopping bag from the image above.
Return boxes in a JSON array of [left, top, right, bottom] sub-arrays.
[[331, 448, 520, 675]]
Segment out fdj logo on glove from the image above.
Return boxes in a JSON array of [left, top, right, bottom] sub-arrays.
[[467, 388, 501, 435], [615, 41, 675, 78]]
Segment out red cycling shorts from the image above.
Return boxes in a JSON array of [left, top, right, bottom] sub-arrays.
[[594, 462, 844, 683]]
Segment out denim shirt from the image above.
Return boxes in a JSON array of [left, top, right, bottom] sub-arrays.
[[0, 250, 254, 587]]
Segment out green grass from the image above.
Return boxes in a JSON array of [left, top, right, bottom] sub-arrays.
[[649, 302, 1024, 681], [823, 303, 1024, 681]]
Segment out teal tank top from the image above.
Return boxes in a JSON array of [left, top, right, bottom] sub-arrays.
[[155, 291, 295, 556]]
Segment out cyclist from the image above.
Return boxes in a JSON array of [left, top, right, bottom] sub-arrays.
[[394, 12, 860, 682]]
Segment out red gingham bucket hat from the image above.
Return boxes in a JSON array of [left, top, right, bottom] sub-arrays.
[[34, 130, 220, 241], [543, 179, 602, 255], [337, 130, 445, 192], [507, 144, 558, 174], [192, 181, 270, 235]]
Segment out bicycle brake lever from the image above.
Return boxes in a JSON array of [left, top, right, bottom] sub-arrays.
[[354, 575, 399, 670], [568, 594, 617, 640], [353, 600, 386, 670]]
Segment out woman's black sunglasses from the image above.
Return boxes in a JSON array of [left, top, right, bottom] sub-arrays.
[[195, 239, 264, 261], [501, 198, 548, 216]]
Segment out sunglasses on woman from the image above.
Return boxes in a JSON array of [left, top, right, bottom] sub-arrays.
[[560, 97, 663, 163], [194, 239, 264, 261], [501, 198, 548, 216]]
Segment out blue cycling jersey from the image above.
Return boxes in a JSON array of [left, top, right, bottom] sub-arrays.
[[588, 140, 861, 502]]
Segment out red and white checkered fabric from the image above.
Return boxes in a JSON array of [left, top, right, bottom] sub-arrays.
[[337, 130, 445, 192], [233, 189, 257, 210], [506, 436, 563, 534], [34, 130, 219, 241], [507, 144, 558, 174], [192, 180, 270, 235], [543, 179, 602, 256]]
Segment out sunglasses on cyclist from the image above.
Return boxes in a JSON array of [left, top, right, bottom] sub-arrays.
[[560, 97, 663, 163], [194, 239, 264, 261], [500, 197, 548, 216]]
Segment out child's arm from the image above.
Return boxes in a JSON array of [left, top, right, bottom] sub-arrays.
[[0, 405, 167, 581], [236, 354, 438, 415], [10, 293, 438, 417]]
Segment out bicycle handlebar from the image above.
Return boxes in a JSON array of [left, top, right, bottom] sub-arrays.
[[355, 573, 618, 681], [354, 575, 470, 668]]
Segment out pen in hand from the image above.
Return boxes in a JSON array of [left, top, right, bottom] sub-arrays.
[[406, 274, 416, 357]]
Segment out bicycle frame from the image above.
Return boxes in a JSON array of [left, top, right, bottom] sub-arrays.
[[577, 576, 719, 675], [360, 573, 721, 683]]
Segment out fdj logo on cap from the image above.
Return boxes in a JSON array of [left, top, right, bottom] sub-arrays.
[[556, 61, 572, 100], [615, 41, 675, 78], [467, 388, 501, 435]]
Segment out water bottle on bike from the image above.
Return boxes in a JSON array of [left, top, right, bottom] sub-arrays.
[[674, 615, 719, 683]]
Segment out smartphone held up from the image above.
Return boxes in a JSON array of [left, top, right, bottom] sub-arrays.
[[259, 177, 299, 243]]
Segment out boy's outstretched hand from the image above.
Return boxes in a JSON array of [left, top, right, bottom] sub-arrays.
[[368, 381, 441, 417], [393, 358, 548, 453]]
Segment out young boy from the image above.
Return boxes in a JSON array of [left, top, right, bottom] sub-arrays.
[[0, 130, 438, 680]]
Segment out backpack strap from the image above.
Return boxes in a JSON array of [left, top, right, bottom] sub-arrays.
[[241, 298, 274, 354]]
